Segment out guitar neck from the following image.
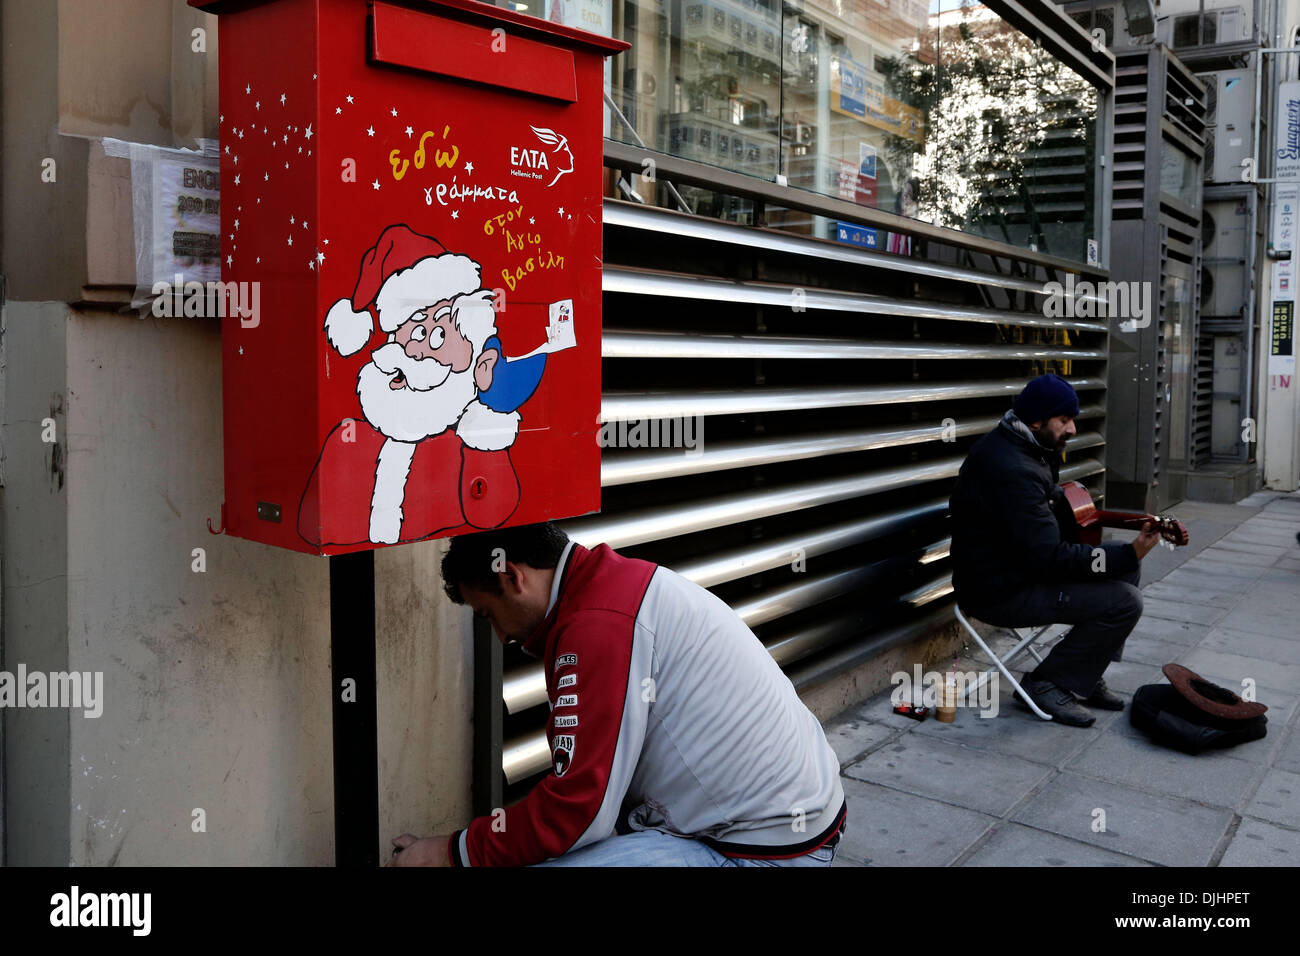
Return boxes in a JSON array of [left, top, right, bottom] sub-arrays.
[[1090, 509, 1157, 531]]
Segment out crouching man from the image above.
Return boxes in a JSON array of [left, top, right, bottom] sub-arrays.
[[389, 521, 847, 867]]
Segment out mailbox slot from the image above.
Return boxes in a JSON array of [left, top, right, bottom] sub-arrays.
[[370, 1, 578, 103]]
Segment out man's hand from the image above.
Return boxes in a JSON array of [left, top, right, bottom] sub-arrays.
[[1132, 521, 1162, 561], [386, 832, 453, 867]]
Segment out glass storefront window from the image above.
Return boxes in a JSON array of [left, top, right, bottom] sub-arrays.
[[582, 0, 1101, 262]]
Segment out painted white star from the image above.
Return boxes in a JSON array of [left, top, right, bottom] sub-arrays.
[[451, 210, 459, 220], [371, 179, 380, 190], [271, 139, 276, 148], [234, 174, 240, 185], [390, 107, 398, 117], [255, 100, 260, 110], [405, 126, 414, 138], [280, 93, 286, 105], [335, 107, 342, 115], [464, 161, 474, 174], [308, 260, 315, 270], [224, 145, 230, 154], [307, 150, 312, 156], [256, 256, 261, 263], [283, 133, 288, 143], [226, 254, 233, 266], [287, 235, 294, 246], [366, 125, 375, 137], [228, 233, 234, 241], [245, 84, 251, 94], [302, 220, 308, 229], [262, 126, 267, 133], [220, 113, 224, 124], [256, 197, 261, 204], [264, 172, 269, 181], [567, 213, 572, 220], [284, 162, 289, 170], [346, 94, 354, 104], [298, 146, 302, 154], [317, 251, 325, 264], [304, 123, 313, 140], [238, 129, 244, 139], [529, 217, 535, 224], [290, 215, 296, 224], [238, 346, 244, 355], [558, 206, 565, 216], [312, 73, 317, 80], [323, 239, 329, 245], [234, 219, 239, 229], [233, 155, 239, 164]]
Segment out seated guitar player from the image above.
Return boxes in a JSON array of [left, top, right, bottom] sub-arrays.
[[948, 374, 1163, 727]]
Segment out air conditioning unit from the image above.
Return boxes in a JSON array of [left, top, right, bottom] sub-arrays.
[[1160, 6, 1247, 48], [1197, 70, 1253, 183], [1200, 197, 1249, 319]]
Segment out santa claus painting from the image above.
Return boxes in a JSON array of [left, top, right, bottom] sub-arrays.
[[297, 224, 549, 547]]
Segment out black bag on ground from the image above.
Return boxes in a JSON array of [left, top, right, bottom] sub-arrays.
[[1131, 664, 1268, 754]]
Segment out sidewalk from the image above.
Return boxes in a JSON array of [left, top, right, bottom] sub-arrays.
[[823, 489, 1300, 867]]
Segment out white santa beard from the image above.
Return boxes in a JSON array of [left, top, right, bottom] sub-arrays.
[[357, 358, 478, 442]]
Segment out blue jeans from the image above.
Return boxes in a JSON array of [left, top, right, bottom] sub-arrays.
[[531, 828, 836, 867]]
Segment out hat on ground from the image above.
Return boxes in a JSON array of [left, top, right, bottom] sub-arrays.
[[1013, 373, 1080, 425], [1162, 663, 1267, 721]]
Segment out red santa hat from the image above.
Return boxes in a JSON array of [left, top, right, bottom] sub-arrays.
[[324, 224, 483, 357]]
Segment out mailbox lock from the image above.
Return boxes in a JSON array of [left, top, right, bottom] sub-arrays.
[[469, 477, 488, 499]]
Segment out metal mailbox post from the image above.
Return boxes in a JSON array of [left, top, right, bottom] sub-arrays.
[[194, 0, 626, 863]]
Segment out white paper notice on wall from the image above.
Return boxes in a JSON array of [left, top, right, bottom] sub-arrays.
[[104, 137, 221, 309]]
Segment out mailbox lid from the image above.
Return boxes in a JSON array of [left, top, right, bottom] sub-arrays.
[[191, 0, 630, 57]]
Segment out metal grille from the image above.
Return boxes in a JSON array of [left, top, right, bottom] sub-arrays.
[[497, 199, 1110, 787]]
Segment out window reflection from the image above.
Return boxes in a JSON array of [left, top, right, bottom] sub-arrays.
[[577, 0, 1099, 261]]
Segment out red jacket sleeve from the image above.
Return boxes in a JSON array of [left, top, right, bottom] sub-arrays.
[[453, 609, 648, 866]]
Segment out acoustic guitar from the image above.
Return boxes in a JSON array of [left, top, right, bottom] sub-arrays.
[[1057, 481, 1190, 548]]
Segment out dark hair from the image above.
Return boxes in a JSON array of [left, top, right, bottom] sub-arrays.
[[441, 522, 570, 604]]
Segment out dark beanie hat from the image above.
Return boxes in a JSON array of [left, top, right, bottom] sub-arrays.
[[1013, 373, 1079, 425]]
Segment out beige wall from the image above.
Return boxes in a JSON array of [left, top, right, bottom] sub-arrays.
[[1, 0, 477, 865], [3, 303, 475, 865]]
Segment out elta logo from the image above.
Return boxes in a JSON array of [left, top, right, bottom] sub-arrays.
[[527, 126, 573, 188], [553, 734, 575, 777]]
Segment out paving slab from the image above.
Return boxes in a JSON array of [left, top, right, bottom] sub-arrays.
[[962, 822, 1152, 867], [823, 711, 898, 770], [1215, 596, 1300, 637], [1127, 616, 1211, 645], [1179, 648, 1300, 698], [1141, 580, 1241, 609], [1120, 633, 1193, 666], [1200, 626, 1300, 666], [1274, 728, 1300, 776], [1194, 546, 1286, 567], [1008, 770, 1232, 868], [1011, 772, 1233, 866], [1242, 768, 1300, 829], [1066, 729, 1260, 808], [1218, 818, 1300, 866], [843, 734, 1052, 817], [910, 699, 1102, 765], [836, 776, 997, 867], [1096, 658, 1165, 695], [1140, 597, 1228, 626]]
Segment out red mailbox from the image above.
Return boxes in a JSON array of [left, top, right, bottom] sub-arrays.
[[193, 0, 626, 554]]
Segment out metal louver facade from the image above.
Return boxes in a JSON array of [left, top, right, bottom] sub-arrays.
[[490, 195, 1114, 788]]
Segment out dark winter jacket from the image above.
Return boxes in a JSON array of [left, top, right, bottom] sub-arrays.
[[949, 412, 1138, 607]]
